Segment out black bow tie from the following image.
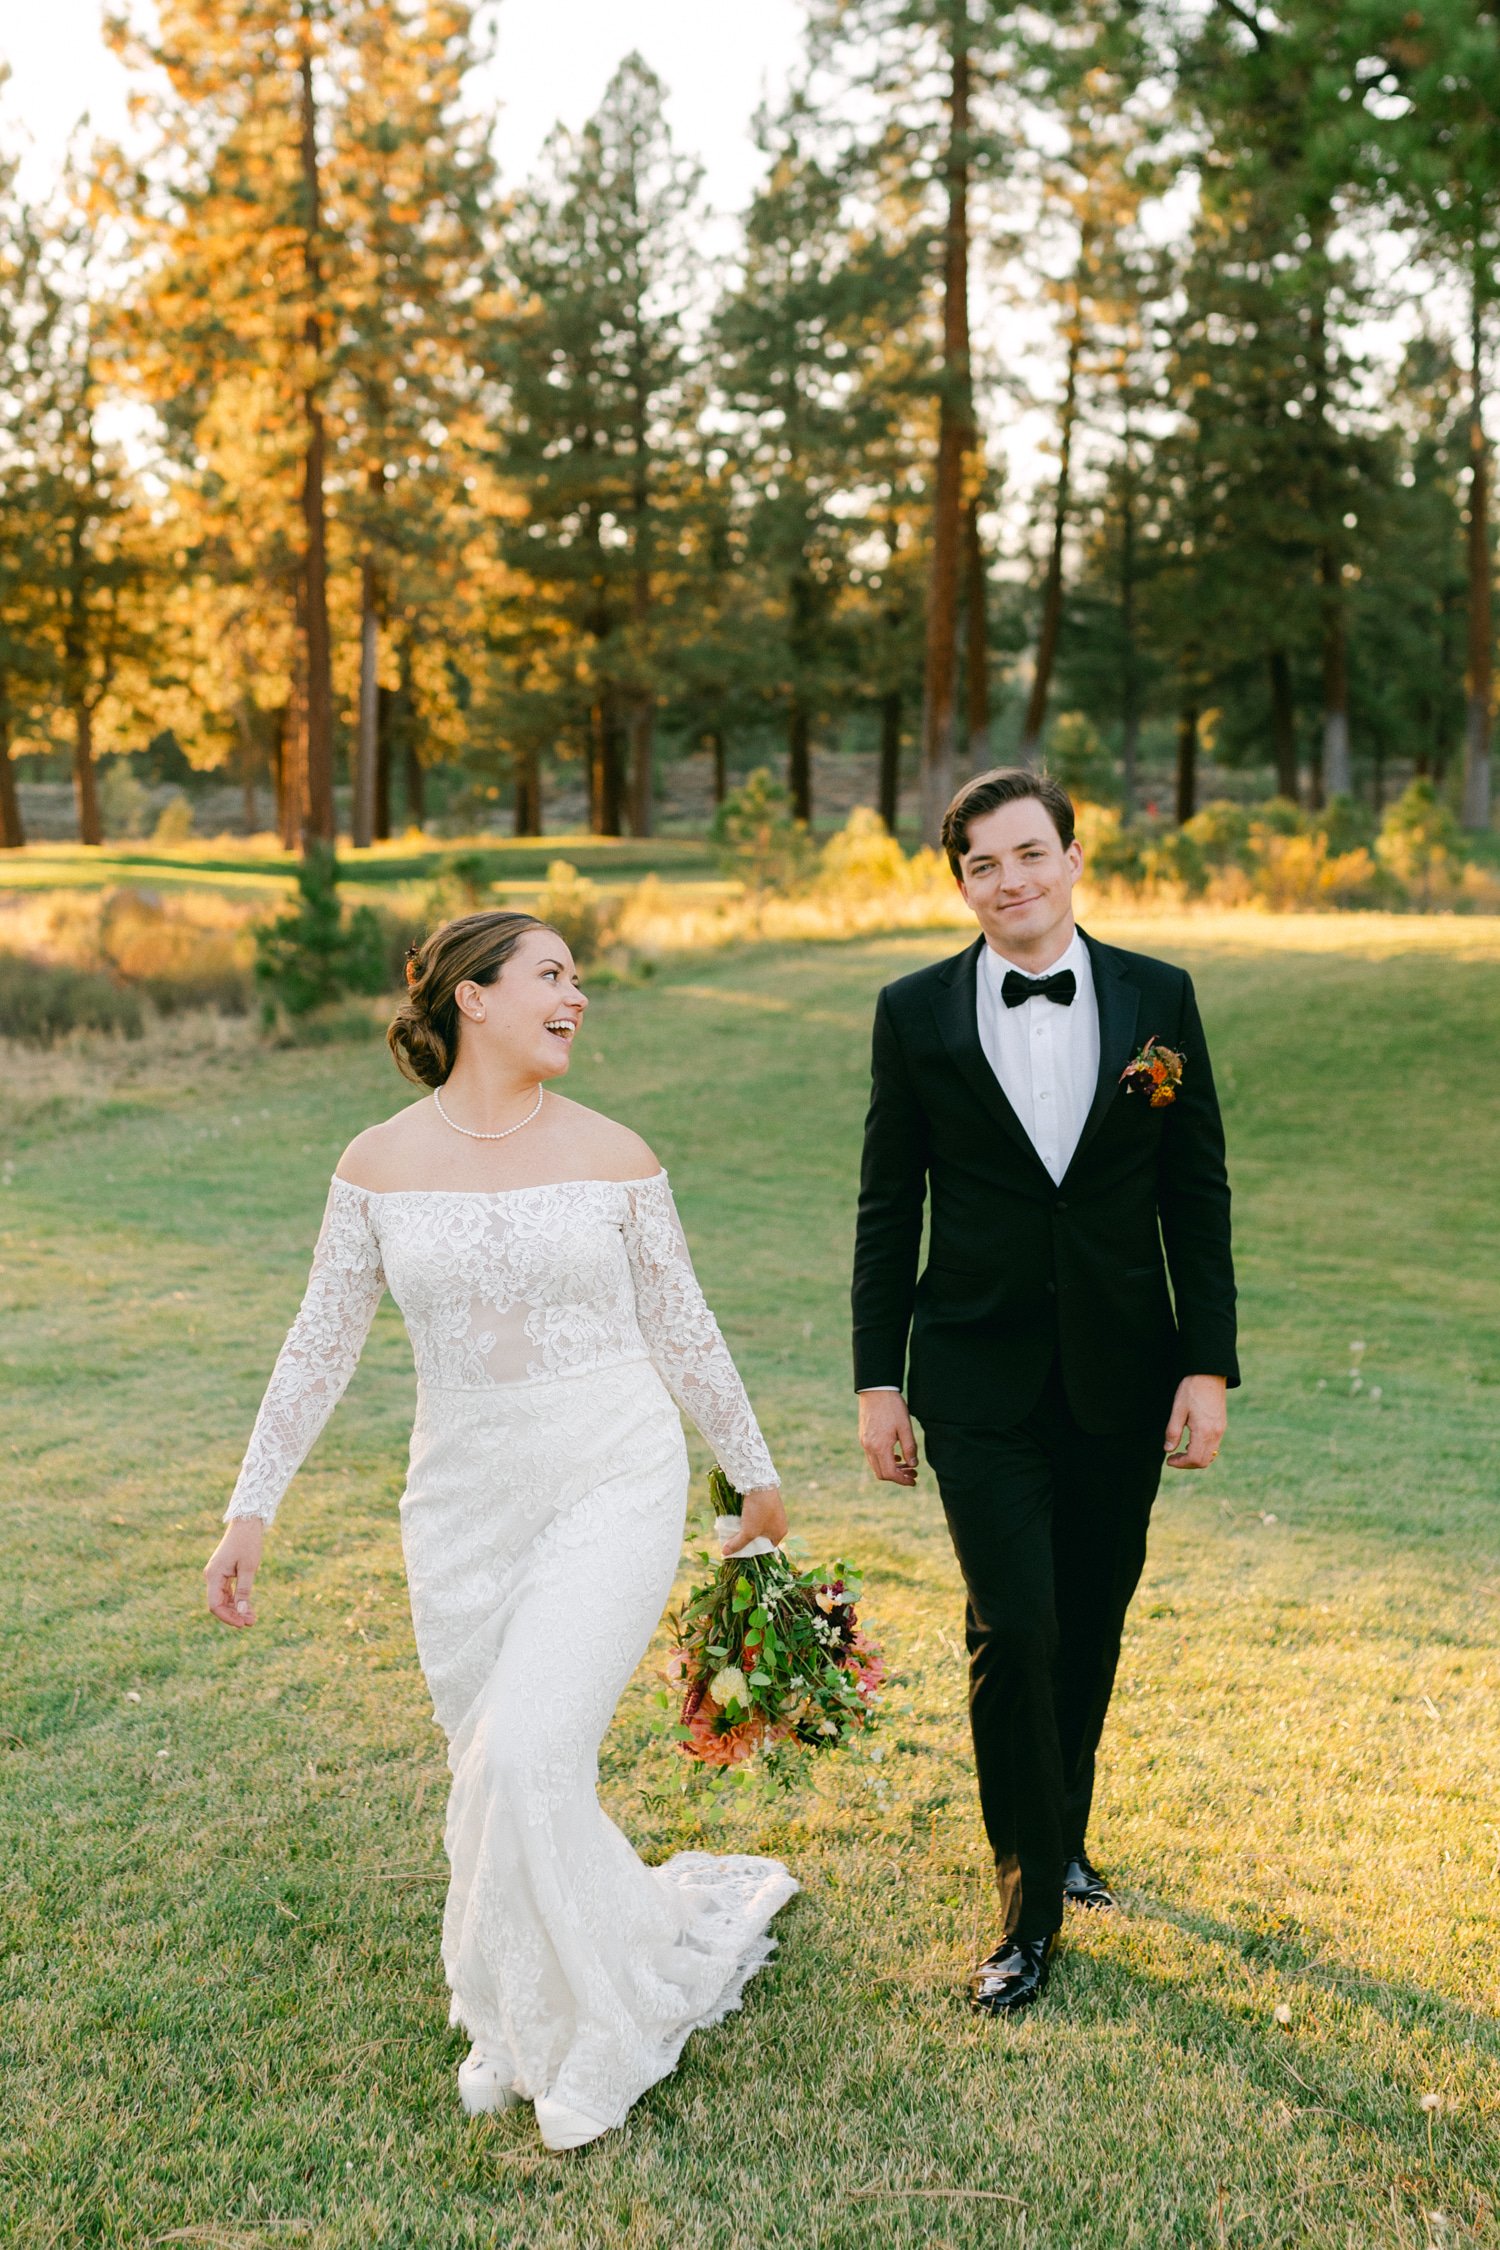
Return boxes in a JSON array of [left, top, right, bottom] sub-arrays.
[[1001, 967, 1076, 1009]]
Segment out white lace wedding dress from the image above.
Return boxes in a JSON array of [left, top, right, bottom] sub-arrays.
[[226, 1170, 797, 2138]]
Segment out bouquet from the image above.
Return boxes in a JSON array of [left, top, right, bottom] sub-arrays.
[[667, 1468, 884, 1770]]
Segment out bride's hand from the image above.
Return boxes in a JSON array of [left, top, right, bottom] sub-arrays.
[[722, 1485, 788, 1555], [204, 1518, 264, 1628]]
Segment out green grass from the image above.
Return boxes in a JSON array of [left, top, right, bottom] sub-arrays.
[[0, 833, 721, 902], [2, 918, 1498, 2249]]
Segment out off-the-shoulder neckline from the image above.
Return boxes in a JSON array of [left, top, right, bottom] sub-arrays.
[[330, 1170, 668, 1201]]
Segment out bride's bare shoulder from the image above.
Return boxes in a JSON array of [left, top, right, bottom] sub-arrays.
[[335, 1099, 436, 1191], [547, 1093, 662, 1183]]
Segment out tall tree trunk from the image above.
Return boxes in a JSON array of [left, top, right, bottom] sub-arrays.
[[963, 494, 990, 768], [398, 637, 424, 830], [1434, 587, 1456, 783], [64, 513, 102, 847], [878, 690, 902, 834], [273, 702, 298, 850], [404, 735, 425, 829], [1463, 277, 1494, 830], [513, 745, 541, 836], [708, 725, 727, 807], [1268, 647, 1298, 801], [627, 702, 653, 838], [354, 551, 379, 850], [73, 702, 102, 846], [234, 699, 259, 834], [1307, 247, 1352, 808], [627, 321, 654, 839], [299, 33, 335, 849], [1319, 547, 1352, 799], [919, 14, 974, 844], [1175, 694, 1199, 826], [589, 692, 623, 837], [1119, 440, 1140, 818], [0, 681, 25, 849], [374, 683, 393, 840], [1019, 309, 1083, 764], [787, 701, 812, 825], [587, 538, 621, 836]]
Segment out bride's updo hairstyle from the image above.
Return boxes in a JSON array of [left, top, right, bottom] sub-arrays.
[[388, 909, 557, 1088]]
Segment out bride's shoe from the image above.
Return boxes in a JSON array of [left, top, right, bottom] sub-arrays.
[[534, 2094, 612, 2152], [457, 2046, 521, 2116]]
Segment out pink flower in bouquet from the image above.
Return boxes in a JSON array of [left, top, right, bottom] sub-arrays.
[[845, 1630, 885, 1705]]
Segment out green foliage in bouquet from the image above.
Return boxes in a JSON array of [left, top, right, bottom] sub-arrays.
[[665, 1467, 884, 1772]]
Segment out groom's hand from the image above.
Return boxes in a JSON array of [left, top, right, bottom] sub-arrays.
[[1164, 1375, 1227, 1471], [858, 1390, 919, 1486]]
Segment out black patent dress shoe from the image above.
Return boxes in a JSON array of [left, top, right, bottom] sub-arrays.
[[969, 1934, 1052, 2016], [1063, 1853, 1117, 1911]]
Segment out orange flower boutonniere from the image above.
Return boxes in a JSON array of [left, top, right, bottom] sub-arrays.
[[1120, 1037, 1185, 1109]]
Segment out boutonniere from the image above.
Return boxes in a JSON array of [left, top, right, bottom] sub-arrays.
[[1120, 1037, 1185, 1108]]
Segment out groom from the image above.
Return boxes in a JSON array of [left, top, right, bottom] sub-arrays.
[[852, 768, 1237, 2015]]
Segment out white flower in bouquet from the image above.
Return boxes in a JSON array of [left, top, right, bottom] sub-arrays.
[[708, 1666, 750, 1712]]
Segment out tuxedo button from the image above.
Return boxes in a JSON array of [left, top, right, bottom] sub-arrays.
[[1056, 1198, 1067, 1210], [1045, 1280, 1056, 1294]]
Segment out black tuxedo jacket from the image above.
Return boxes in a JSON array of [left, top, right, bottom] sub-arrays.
[[851, 929, 1238, 1435]]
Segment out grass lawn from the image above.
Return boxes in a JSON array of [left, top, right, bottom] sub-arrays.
[[0, 834, 722, 903], [2, 915, 1498, 2249]]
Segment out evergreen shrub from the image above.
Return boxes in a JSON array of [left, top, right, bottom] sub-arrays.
[[253, 845, 390, 1020], [99, 762, 153, 840], [422, 850, 495, 926], [534, 861, 610, 965], [1376, 779, 1460, 897], [711, 769, 813, 894]]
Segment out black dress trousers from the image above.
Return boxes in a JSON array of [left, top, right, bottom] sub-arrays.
[[921, 1352, 1164, 1944]]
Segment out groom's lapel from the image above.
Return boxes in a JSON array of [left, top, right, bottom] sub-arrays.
[[930, 937, 1052, 1180], [1068, 930, 1140, 1173]]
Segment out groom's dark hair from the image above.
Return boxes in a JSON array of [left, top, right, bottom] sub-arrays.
[[941, 768, 1076, 877]]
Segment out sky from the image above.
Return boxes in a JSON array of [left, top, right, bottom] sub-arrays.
[[0, 0, 810, 209]]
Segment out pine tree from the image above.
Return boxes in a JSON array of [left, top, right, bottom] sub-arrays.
[[0, 148, 41, 849], [1346, 0, 1500, 828], [481, 56, 700, 837], [812, 0, 1022, 840], [3, 171, 157, 844], [333, 2, 493, 846], [714, 94, 927, 824], [1014, 0, 1154, 766]]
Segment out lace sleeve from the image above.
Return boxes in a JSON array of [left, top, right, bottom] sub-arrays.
[[225, 1178, 387, 1525], [621, 1173, 779, 1493]]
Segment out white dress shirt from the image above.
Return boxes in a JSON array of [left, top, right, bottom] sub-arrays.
[[975, 928, 1100, 1185]]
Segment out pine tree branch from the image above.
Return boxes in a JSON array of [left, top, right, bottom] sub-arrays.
[[1213, 0, 1275, 54]]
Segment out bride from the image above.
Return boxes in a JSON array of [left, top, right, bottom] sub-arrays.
[[202, 909, 796, 2152]]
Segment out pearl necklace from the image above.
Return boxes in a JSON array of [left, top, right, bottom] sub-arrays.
[[433, 1084, 544, 1141]]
